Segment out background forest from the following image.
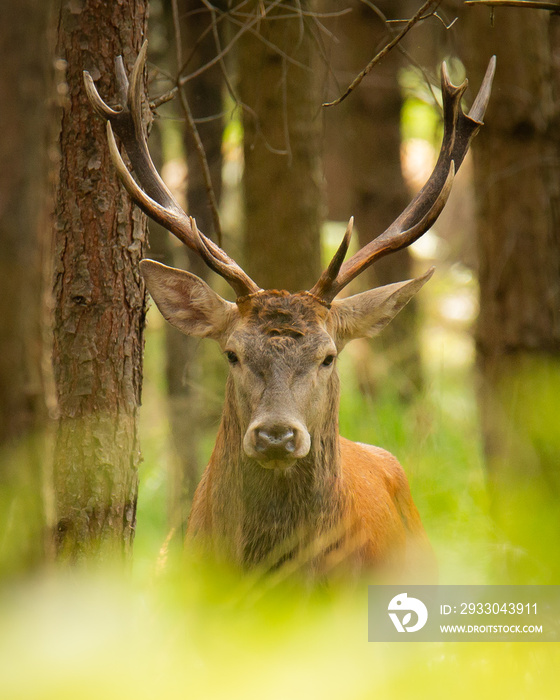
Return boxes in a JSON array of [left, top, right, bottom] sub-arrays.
[[1, 0, 559, 698]]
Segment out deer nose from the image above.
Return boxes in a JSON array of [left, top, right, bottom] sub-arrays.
[[255, 425, 296, 457], [244, 420, 310, 466]]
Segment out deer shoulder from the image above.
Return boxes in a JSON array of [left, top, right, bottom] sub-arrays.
[[339, 437, 435, 576]]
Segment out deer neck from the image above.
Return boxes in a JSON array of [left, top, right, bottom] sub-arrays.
[[208, 374, 344, 567]]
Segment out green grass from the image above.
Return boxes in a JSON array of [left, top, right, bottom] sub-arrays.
[[2, 268, 559, 699], [1, 554, 559, 699]]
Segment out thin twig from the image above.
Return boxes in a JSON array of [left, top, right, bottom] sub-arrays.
[[388, 10, 458, 28], [179, 6, 225, 77], [398, 48, 442, 115], [232, 7, 355, 20], [220, 10, 313, 74], [171, 0, 224, 245], [310, 14, 347, 100], [201, 0, 239, 102], [322, 0, 442, 108], [434, 12, 458, 28], [356, 0, 388, 24], [171, 0, 183, 68], [178, 0, 287, 86], [197, 0, 290, 157], [356, 1, 443, 113], [294, 0, 305, 45], [465, 0, 560, 10], [150, 87, 178, 110]]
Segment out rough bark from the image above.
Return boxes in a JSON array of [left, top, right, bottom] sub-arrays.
[[460, 8, 560, 581], [53, 0, 148, 561], [323, 0, 422, 398], [238, 0, 323, 292], [0, 0, 55, 572]]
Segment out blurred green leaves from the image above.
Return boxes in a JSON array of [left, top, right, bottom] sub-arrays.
[[1, 562, 559, 700]]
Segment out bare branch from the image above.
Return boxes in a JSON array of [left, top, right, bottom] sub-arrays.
[[388, 10, 458, 29], [322, 0, 442, 108], [150, 87, 178, 110], [224, 10, 312, 74], [200, 0, 239, 105], [178, 0, 288, 86], [198, 2, 292, 157], [171, 0, 224, 246], [465, 0, 560, 11]]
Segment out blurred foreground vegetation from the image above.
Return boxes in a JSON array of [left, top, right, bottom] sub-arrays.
[[1, 560, 559, 700], [1, 255, 559, 699]]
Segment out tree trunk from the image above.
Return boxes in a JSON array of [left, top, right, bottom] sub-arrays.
[[0, 0, 55, 573], [461, 8, 560, 581], [238, 0, 323, 291], [53, 0, 148, 561], [323, 0, 422, 398]]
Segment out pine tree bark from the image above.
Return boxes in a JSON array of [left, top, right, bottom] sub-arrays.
[[460, 8, 560, 580], [0, 0, 54, 572], [238, 0, 323, 291], [53, 0, 148, 561]]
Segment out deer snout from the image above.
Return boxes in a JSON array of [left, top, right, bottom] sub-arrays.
[[244, 420, 310, 468]]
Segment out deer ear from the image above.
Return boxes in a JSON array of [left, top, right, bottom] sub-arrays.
[[330, 268, 434, 347], [140, 259, 238, 340]]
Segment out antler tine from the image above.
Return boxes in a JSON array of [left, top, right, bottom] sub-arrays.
[[105, 121, 198, 249], [311, 57, 496, 303], [188, 216, 259, 295], [83, 70, 121, 119], [127, 41, 145, 122], [114, 55, 129, 108], [468, 55, 496, 123], [83, 41, 261, 298], [311, 217, 354, 300]]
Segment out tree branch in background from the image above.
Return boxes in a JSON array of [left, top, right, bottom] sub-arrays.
[[322, 0, 442, 108], [465, 1, 560, 12], [171, 0, 224, 245], [177, 0, 285, 85]]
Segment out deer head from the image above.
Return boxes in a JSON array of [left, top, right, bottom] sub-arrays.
[[138, 256, 434, 469], [84, 43, 495, 472]]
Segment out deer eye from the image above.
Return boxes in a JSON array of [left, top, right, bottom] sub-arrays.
[[321, 354, 336, 367], [225, 351, 239, 365]]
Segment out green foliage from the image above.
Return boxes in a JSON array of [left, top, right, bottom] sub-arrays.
[[1, 251, 559, 699], [1, 553, 559, 699], [400, 67, 442, 144], [400, 58, 468, 144]]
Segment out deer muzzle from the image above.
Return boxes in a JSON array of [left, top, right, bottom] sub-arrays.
[[244, 420, 310, 469]]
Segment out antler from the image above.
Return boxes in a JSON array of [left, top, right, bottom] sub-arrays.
[[311, 57, 496, 303], [83, 41, 261, 299]]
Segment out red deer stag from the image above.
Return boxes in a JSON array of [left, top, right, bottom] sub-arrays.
[[84, 43, 494, 579]]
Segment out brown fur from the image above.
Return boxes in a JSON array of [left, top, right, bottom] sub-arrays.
[[185, 290, 436, 581]]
